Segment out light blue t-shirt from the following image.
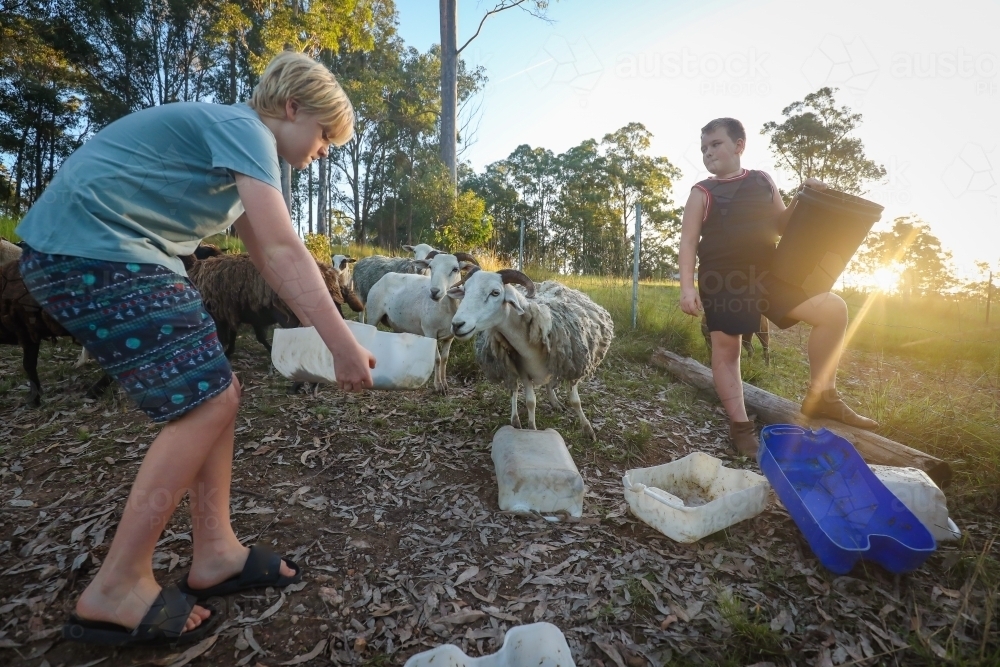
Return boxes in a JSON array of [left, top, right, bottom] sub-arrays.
[[16, 102, 281, 275]]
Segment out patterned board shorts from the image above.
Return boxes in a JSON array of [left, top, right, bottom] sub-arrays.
[[19, 246, 233, 422]]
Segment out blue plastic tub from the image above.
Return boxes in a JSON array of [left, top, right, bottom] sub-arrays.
[[759, 425, 936, 574]]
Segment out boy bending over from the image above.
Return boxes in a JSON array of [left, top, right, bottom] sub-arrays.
[[17, 52, 374, 646]]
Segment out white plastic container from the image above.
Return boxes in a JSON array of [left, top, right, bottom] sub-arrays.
[[403, 622, 575, 667], [271, 322, 436, 390], [870, 465, 960, 542], [623, 452, 770, 543], [492, 426, 584, 517]]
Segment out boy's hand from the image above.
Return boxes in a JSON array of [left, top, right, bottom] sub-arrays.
[[802, 177, 828, 191], [332, 342, 376, 392], [680, 287, 703, 316]]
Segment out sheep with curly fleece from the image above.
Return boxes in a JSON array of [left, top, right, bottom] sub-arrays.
[[448, 267, 614, 441], [187, 253, 355, 358]]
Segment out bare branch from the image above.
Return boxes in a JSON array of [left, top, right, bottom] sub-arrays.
[[458, 0, 551, 54]]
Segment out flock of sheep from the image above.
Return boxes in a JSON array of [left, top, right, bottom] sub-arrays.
[[0, 238, 615, 440]]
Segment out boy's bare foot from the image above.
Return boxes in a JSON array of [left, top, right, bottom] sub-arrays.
[[75, 575, 210, 633], [801, 388, 878, 430], [186, 543, 296, 591]]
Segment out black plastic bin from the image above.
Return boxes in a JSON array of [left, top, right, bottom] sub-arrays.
[[771, 187, 884, 297]]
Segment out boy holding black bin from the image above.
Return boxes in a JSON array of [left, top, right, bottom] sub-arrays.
[[678, 117, 877, 457]]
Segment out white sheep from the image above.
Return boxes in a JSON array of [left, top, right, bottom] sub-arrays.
[[448, 268, 614, 441], [402, 243, 438, 260], [364, 251, 477, 394]]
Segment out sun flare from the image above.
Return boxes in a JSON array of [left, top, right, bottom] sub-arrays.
[[871, 264, 904, 293]]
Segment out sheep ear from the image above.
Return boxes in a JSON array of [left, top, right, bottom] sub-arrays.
[[447, 285, 465, 300], [504, 285, 525, 314], [413, 259, 430, 270], [347, 257, 356, 263], [402, 245, 414, 253], [459, 261, 476, 272]]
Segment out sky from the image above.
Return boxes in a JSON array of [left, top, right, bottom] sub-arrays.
[[393, 0, 1000, 281]]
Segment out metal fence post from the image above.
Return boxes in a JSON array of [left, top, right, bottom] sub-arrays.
[[632, 202, 641, 330]]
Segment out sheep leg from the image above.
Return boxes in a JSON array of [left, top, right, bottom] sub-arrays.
[[742, 335, 755, 360], [22, 339, 42, 407], [253, 324, 272, 353], [510, 388, 521, 429], [524, 380, 537, 430], [434, 337, 453, 395], [758, 317, 771, 366], [546, 384, 566, 412], [569, 382, 596, 442]]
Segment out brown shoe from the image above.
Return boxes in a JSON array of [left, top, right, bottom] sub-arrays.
[[801, 388, 878, 430], [729, 420, 759, 458]]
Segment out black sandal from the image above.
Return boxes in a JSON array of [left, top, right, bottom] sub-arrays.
[[62, 584, 216, 647], [177, 545, 302, 601]]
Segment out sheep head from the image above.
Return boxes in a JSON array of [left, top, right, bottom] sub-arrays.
[[402, 243, 438, 260], [448, 269, 536, 340], [414, 252, 478, 302], [331, 254, 356, 288]]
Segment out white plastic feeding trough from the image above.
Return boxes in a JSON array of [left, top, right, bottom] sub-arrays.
[[492, 426, 584, 517], [623, 452, 770, 543], [870, 465, 960, 542], [403, 622, 575, 667], [271, 322, 436, 390]]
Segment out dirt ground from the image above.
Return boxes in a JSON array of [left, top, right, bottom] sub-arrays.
[[0, 329, 997, 667]]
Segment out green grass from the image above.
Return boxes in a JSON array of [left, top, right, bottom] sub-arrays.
[[716, 590, 785, 664], [0, 213, 20, 241]]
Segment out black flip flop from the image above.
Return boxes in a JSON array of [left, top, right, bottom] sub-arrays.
[[62, 584, 217, 647], [177, 545, 302, 601]]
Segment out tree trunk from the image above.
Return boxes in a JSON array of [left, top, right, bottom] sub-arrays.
[[308, 161, 313, 234], [280, 158, 292, 215], [650, 349, 953, 487], [317, 156, 328, 235], [439, 0, 458, 186]]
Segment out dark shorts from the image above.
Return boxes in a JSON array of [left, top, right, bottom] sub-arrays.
[[700, 267, 810, 335], [19, 247, 232, 422]]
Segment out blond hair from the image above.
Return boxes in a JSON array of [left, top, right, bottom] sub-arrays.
[[249, 51, 355, 146]]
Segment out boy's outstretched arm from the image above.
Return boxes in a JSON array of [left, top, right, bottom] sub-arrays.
[[233, 173, 374, 392], [678, 188, 706, 316]]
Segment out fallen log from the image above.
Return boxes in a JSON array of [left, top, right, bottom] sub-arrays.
[[650, 348, 953, 488]]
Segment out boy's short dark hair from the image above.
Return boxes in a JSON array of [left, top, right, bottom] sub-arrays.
[[701, 118, 746, 143]]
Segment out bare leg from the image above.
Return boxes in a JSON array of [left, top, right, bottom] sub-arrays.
[[185, 376, 293, 589], [73, 383, 243, 633], [785, 292, 848, 392], [524, 380, 537, 430], [569, 382, 595, 441], [710, 331, 748, 422]]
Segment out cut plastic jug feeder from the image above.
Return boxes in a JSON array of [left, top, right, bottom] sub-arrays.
[[492, 426, 584, 518], [402, 622, 576, 667], [271, 322, 436, 390], [870, 465, 960, 542], [622, 452, 770, 543]]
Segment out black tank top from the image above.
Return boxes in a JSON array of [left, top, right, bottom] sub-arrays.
[[695, 169, 778, 271]]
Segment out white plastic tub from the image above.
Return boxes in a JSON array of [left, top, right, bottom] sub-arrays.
[[271, 322, 436, 390], [492, 426, 584, 517], [623, 452, 770, 543], [870, 465, 960, 542], [403, 622, 575, 667]]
